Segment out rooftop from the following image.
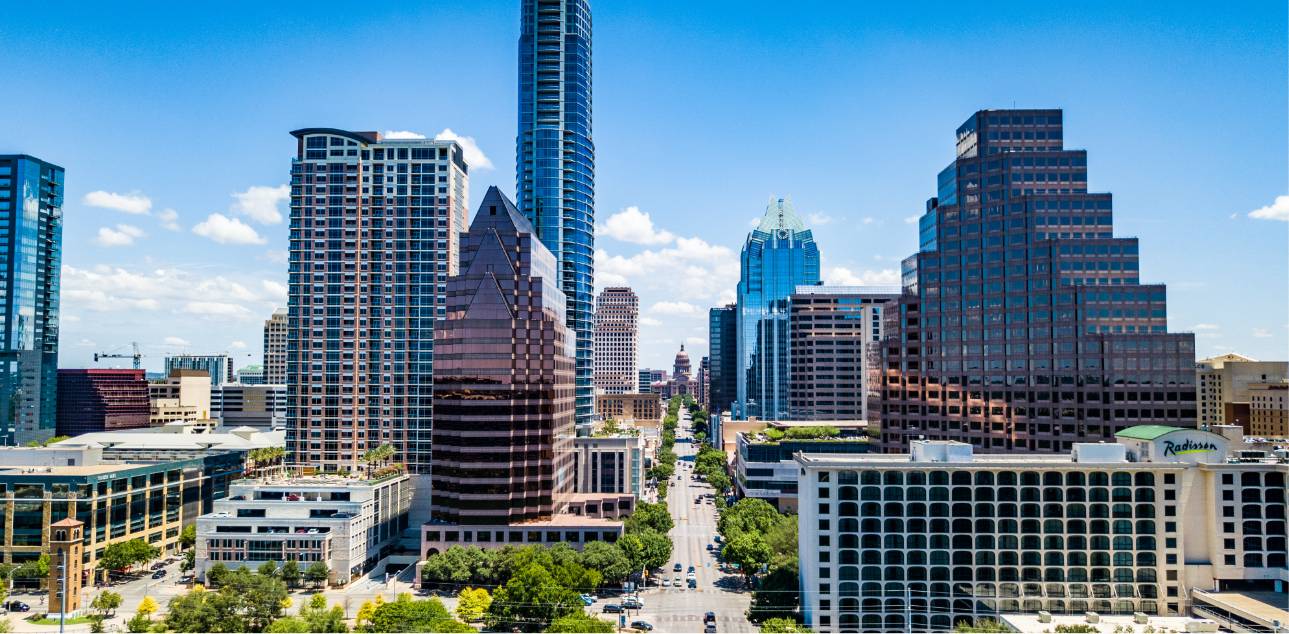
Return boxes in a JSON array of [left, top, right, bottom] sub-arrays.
[[1115, 424, 1184, 440], [1000, 613, 1215, 634]]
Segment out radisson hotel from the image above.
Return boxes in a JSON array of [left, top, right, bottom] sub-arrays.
[[795, 425, 1288, 632]]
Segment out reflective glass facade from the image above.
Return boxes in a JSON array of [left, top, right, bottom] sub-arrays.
[[708, 304, 737, 416], [517, 0, 595, 433], [877, 109, 1197, 453], [735, 198, 820, 420], [0, 155, 62, 446]]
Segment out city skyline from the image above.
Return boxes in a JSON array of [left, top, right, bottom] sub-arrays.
[[0, 1, 1285, 373]]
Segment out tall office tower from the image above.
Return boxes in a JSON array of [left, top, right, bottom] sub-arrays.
[[736, 198, 821, 420], [787, 286, 900, 421], [593, 287, 638, 395], [262, 308, 288, 385], [517, 0, 595, 434], [286, 128, 469, 473], [430, 187, 576, 524], [697, 356, 710, 408], [0, 155, 62, 445], [878, 109, 1196, 453], [55, 369, 150, 436], [1195, 353, 1288, 428], [164, 355, 234, 388], [708, 304, 737, 415]]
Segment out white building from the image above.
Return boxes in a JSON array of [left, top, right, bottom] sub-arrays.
[[53, 424, 284, 462], [1196, 353, 1288, 427], [212, 384, 286, 430], [196, 472, 412, 587], [795, 425, 1288, 632], [263, 308, 288, 385], [573, 434, 645, 498], [593, 287, 639, 395]]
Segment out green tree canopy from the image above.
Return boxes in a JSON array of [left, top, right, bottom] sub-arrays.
[[545, 613, 616, 633], [577, 541, 632, 587], [164, 568, 288, 632], [760, 617, 812, 633], [624, 501, 673, 534], [485, 564, 583, 632]]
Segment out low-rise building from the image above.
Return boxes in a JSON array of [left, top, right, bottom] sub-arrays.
[[0, 445, 243, 580], [1248, 381, 1289, 438], [1196, 353, 1288, 428], [53, 424, 284, 462], [794, 425, 1288, 632], [596, 393, 662, 423], [212, 384, 286, 430], [149, 369, 212, 426], [574, 434, 645, 498], [55, 369, 151, 436], [734, 421, 871, 512], [196, 471, 412, 587]]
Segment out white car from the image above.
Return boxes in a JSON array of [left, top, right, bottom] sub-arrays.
[[662, 578, 671, 587]]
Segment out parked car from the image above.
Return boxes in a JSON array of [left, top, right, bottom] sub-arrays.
[[579, 594, 595, 606], [622, 597, 644, 609], [706, 543, 714, 551], [673, 563, 683, 572], [603, 604, 623, 614], [688, 578, 697, 589], [150, 562, 165, 570], [152, 569, 167, 579], [4, 601, 29, 613], [661, 578, 671, 587], [672, 574, 681, 586], [687, 566, 696, 573], [630, 621, 654, 631]]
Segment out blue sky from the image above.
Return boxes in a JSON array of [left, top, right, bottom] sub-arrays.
[[1, 1, 1285, 372]]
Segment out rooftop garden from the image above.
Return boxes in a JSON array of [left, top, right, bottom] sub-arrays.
[[749, 425, 870, 444]]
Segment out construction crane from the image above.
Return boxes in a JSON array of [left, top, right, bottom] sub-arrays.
[[94, 342, 143, 370]]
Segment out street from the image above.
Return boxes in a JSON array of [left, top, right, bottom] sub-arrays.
[[626, 407, 754, 633]]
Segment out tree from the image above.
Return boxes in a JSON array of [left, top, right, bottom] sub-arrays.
[[750, 561, 801, 622], [179, 524, 197, 550], [544, 614, 615, 633], [723, 533, 772, 580], [624, 501, 673, 534], [355, 600, 376, 629], [206, 562, 230, 587], [304, 561, 329, 588], [298, 594, 348, 633], [369, 595, 468, 633], [265, 617, 310, 633], [181, 549, 195, 573], [618, 529, 672, 574], [955, 618, 1010, 633], [164, 567, 288, 633], [259, 561, 280, 578], [91, 590, 123, 617], [707, 471, 732, 493], [455, 587, 491, 622], [718, 498, 782, 538], [760, 617, 811, 633], [127, 612, 154, 633], [280, 559, 300, 589], [99, 539, 160, 572], [136, 595, 159, 618], [578, 541, 632, 586], [485, 564, 582, 632]]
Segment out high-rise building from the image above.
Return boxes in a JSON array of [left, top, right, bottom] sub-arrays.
[[262, 308, 288, 385], [164, 355, 234, 388], [0, 155, 63, 445], [1195, 353, 1288, 428], [55, 369, 150, 436], [286, 128, 469, 473], [593, 287, 638, 395], [236, 365, 265, 385], [517, 0, 595, 434], [788, 286, 899, 421], [878, 109, 1196, 453], [708, 304, 737, 415], [212, 384, 287, 430], [637, 368, 666, 394], [736, 198, 821, 420], [430, 187, 576, 525], [1248, 382, 1289, 437], [697, 355, 710, 408]]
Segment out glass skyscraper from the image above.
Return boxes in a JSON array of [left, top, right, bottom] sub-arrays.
[[708, 304, 737, 416], [517, 0, 595, 433], [735, 198, 820, 420], [0, 155, 63, 446], [878, 109, 1196, 453]]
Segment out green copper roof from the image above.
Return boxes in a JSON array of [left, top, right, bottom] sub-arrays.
[[1116, 425, 1185, 440]]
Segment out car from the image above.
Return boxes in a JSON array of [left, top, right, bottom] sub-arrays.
[[603, 604, 623, 614], [704, 611, 717, 623], [622, 597, 644, 609], [152, 569, 167, 579], [630, 621, 654, 631], [704, 625, 718, 633], [579, 594, 595, 606], [150, 562, 165, 570], [672, 574, 681, 585], [673, 563, 683, 572], [661, 578, 671, 587], [706, 543, 714, 551], [688, 565, 696, 573], [4, 601, 29, 613], [688, 578, 697, 589]]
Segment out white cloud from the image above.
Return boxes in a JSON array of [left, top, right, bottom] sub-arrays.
[[95, 224, 145, 247], [157, 208, 180, 231], [383, 130, 426, 140], [640, 317, 663, 327], [434, 128, 493, 170], [650, 301, 699, 315], [183, 301, 254, 319], [261, 280, 288, 301], [825, 266, 900, 286], [61, 264, 282, 319], [76, 338, 97, 348], [230, 340, 247, 349], [192, 213, 267, 245], [599, 206, 675, 245], [1248, 195, 1289, 222], [861, 216, 878, 225], [231, 185, 289, 225], [1253, 328, 1272, 338], [84, 191, 152, 215], [807, 212, 834, 225], [904, 214, 921, 224], [596, 236, 740, 304], [264, 250, 289, 264], [164, 336, 190, 347], [748, 217, 761, 228], [717, 289, 736, 306], [1190, 323, 1220, 331]]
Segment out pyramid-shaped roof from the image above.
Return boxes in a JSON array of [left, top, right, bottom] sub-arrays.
[[464, 273, 515, 320], [470, 186, 536, 236], [755, 197, 807, 233], [464, 227, 518, 279]]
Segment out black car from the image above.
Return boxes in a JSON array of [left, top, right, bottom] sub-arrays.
[[704, 611, 717, 623], [704, 625, 717, 633], [603, 604, 623, 614], [152, 569, 167, 579], [630, 621, 654, 631], [4, 601, 29, 613]]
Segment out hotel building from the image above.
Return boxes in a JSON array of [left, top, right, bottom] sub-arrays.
[[593, 287, 638, 395], [795, 425, 1287, 632]]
